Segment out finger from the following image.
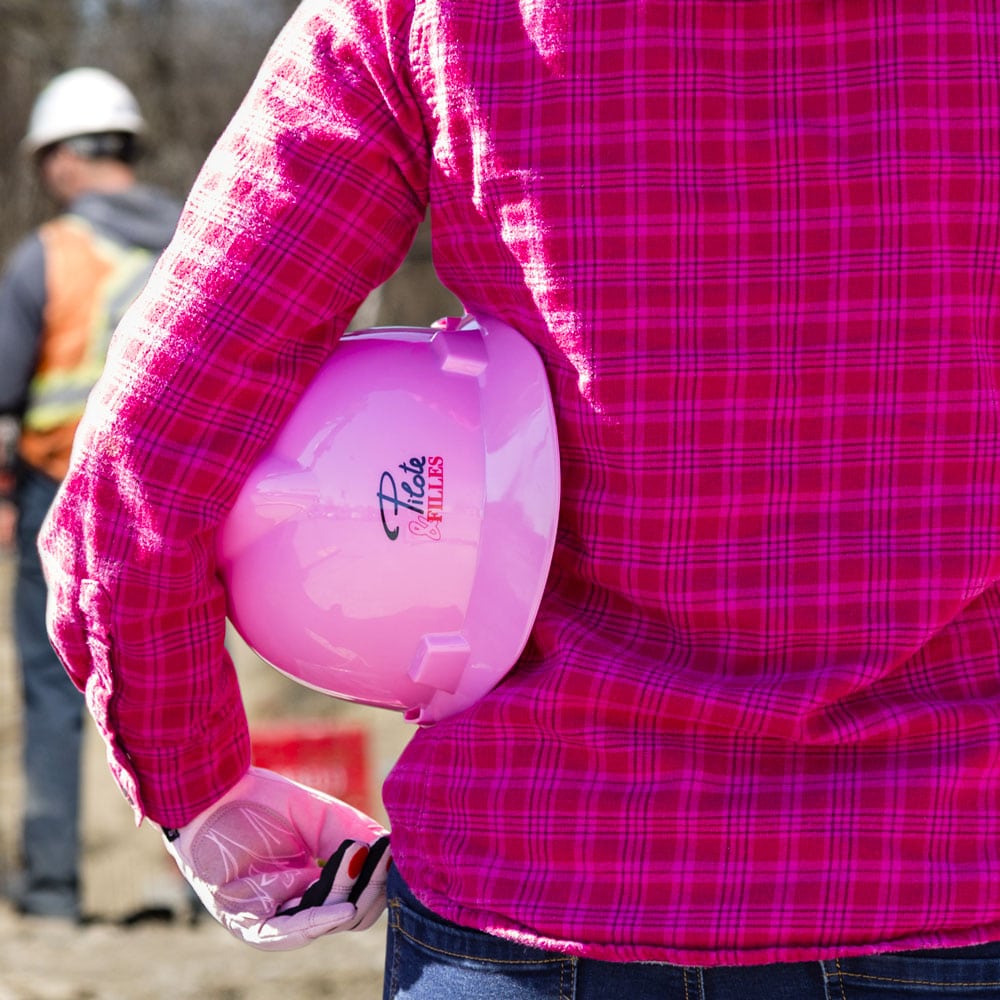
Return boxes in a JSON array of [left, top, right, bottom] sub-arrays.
[[299, 900, 367, 941], [328, 840, 373, 899], [346, 838, 392, 931], [242, 900, 359, 951], [275, 839, 355, 916], [347, 835, 391, 905]]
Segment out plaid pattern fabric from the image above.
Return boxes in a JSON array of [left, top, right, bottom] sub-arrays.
[[40, 0, 1000, 963]]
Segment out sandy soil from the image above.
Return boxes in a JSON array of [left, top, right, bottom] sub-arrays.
[[0, 909, 390, 1000], [0, 549, 415, 1000]]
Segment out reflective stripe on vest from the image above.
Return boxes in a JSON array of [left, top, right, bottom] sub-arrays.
[[20, 215, 157, 479]]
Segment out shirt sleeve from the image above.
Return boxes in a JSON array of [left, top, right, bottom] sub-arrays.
[[37, 0, 430, 827], [0, 234, 46, 416]]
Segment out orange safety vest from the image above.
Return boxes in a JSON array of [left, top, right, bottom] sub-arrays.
[[19, 214, 157, 481]]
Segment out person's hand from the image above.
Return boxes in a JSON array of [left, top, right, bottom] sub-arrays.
[[0, 499, 16, 550], [162, 766, 391, 950]]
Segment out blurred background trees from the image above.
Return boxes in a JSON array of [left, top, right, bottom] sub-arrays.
[[0, 0, 460, 324]]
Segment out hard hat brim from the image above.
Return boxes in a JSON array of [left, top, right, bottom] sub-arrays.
[[408, 315, 561, 723]]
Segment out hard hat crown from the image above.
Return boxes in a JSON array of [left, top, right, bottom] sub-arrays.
[[218, 315, 560, 724], [23, 67, 145, 155]]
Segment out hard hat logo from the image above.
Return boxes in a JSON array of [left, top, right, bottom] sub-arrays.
[[377, 456, 445, 541], [218, 315, 560, 724]]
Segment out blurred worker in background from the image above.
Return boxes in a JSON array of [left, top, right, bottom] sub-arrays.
[[0, 67, 180, 921]]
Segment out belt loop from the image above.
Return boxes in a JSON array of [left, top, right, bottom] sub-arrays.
[[683, 966, 706, 1000], [559, 955, 578, 1000]]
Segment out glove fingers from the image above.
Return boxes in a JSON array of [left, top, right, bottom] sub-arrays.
[[275, 839, 355, 916], [249, 837, 388, 949], [347, 834, 391, 905], [275, 839, 377, 916], [346, 836, 392, 931], [243, 901, 359, 951]]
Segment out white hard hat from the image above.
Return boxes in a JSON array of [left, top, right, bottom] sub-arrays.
[[217, 314, 561, 725], [23, 67, 145, 155]]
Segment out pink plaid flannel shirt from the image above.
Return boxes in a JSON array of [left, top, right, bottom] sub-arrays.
[[39, 0, 1000, 964]]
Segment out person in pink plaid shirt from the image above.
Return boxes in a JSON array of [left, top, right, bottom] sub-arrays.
[[36, 1, 1000, 997]]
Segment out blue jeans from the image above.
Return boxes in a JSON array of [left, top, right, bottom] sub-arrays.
[[14, 464, 83, 918], [384, 867, 1000, 998]]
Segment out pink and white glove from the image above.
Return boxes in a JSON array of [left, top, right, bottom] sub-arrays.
[[161, 766, 391, 950]]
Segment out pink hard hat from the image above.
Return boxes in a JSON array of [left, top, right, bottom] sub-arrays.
[[216, 314, 560, 724]]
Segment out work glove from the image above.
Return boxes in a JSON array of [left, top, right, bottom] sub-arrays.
[[162, 765, 391, 950]]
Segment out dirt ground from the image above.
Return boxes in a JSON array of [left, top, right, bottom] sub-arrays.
[[0, 911, 391, 1000], [0, 549, 415, 1000]]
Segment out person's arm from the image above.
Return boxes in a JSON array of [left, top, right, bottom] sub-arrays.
[[38, 0, 431, 829], [0, 235, 46, 416], [0, 234, 46, 542]]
